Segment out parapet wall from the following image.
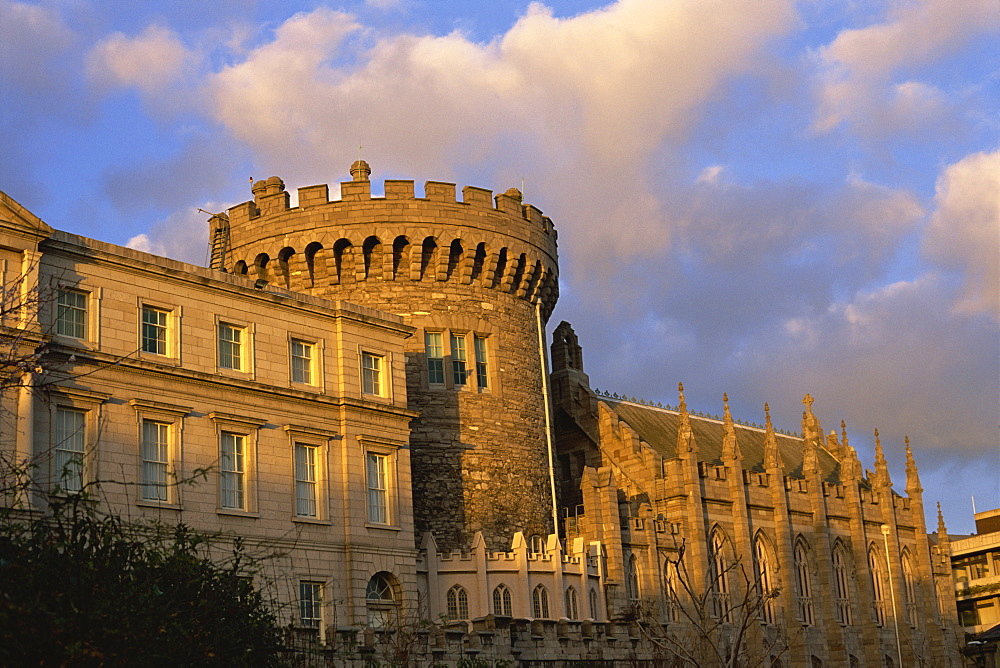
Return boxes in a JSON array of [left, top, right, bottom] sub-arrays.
[[223, 168, 559, 317]]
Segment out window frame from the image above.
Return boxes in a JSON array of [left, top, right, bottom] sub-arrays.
[[285, 424, 337, 524], [53, 406, 86, 493], [493, 583, 513, 617], [425, 331, 445, 385], [209, 412, 265, 516], [215, 317, 254, 377], [446, 584, 469, 621], [532, 584, 550, 619], [129, 399, 190, 508], [51, 282, 101, 348], [298, 580, 326, 634], [361, 351, 384, 397], [360, 435, 404, 529], [420, 327, 495, 393], [48, 387, 108, 496], [289, 336, 320, 388]]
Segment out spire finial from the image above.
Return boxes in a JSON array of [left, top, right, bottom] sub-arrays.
[[801, 393, 822, 443], [936, 502, 951, 554], [764, 403, 780, 469], [905, 436, 922, 494], [722, 393, 740, 461], [872, 428, 891, 487], [676, 382, 695, 453]]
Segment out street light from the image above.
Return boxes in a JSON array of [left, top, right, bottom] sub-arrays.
[[881, 524, 903, 668]]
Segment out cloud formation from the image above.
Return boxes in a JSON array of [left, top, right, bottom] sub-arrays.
[[87, 25, 193, 95]]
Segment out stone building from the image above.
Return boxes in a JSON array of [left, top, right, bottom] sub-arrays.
[[948, 507, 1000, 666], [0, 163, 967, 666]]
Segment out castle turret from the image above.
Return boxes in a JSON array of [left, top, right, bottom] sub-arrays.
[[220, 164, 559, 550]]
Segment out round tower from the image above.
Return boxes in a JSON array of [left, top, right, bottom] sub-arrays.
[[221, 164, 559, 550]]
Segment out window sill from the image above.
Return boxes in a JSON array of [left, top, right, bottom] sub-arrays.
[[138, 351, 181, 366], [52, 335, 96, 350], [290, 381, 323, 393], [216, 508, 259, 519], [365, 522, 402, 532], [361, 393, 392, 404], [217, 367, 255, 381], [137, 500, 182, 510], [292, 515, 332, 526]]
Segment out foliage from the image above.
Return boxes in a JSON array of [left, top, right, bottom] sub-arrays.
[[0, 493, 285, 666]]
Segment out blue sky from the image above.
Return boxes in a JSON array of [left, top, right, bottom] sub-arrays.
[[1, 0, 997, 534]]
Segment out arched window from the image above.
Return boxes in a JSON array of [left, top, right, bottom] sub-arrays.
[[625, 554, 641, 603], [663, 557, 680, 623], [811, 656, 823, 668], [532, 584, 550, 618], [366, 572, 398, 628], [794, 538, 815, 625], [710, 529, 732, 621], [565, 586, 579, 620], [492, 584, 512, 617], [849, 655, 860, 668], [754, 534, 776, 625], [446, 584, 469, 621], [868, 546, 887, 627], [833, 541, 853, 624], [901, 550, 918, 628], [528, 534, 545, 555], [589, 587, 600, 620]]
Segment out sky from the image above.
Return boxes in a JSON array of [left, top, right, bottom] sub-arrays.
[[1, 0, 997, 535]]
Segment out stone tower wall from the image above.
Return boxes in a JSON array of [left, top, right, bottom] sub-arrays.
[[222, 167, 559, 550]]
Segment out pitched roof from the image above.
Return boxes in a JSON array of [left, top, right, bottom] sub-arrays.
[[602, 398, 843, 483]]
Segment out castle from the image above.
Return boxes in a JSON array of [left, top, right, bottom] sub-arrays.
[[0, 163, 965, 666]]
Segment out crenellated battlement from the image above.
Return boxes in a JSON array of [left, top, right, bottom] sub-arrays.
[[220, 163, 559, 316]]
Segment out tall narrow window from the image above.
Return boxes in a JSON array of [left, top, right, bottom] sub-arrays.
[[446, 585, 469, 621], [218, 323, 243, 370], [532, 584, 550, 618], [474, 335, 489, 390], [295, 443, 318, 517], [833, 542, 853, 625], [290, 339, 314, 384], [141, 420, 169, 501], [220, 432, 246, 509], [362, 352, 382, 395], [56, 289, 87, 339], [366, 452, 388, 524], [794, 539, 815, 625], [710, 531, 732, 621], [425, 332, 444, 384], [299, 582, 323, 629], [626, 554, 641, 603], [141, 306, 168, 355], [493, 584, 513, 616], [869, 547, 887, 626], [451, 334, 467, 386], [55, 407, 86, 492], [589, 588, 600, 620], [902, 551, 918, 627], [565, 586, 579, 620], [366, 572, 398, 628], [663, 559, 680, 622], [755, 536, 776, 624]]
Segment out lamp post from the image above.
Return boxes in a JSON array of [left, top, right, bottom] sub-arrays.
[[881, 524, 903, 668]]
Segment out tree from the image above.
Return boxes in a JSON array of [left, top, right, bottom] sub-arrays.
[[623, 540, 790, 668]]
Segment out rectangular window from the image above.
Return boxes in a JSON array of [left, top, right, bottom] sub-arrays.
[[218, 323, 243, 370], [425, 332, 444, 384], [290, 339, 314, 384], [362, 352, 382, 396], [299, 582, 323, 629], [366, 452, 388, 524], [141, 420, 169, 501], [55, 407, 86, 492], [451, 334, 467, 386], [220, 432, 246, 509], [295, 443, 318, 517], [141, 306, 169, 355], [474, 335, 489, 389], [56, 289, 87, 339]]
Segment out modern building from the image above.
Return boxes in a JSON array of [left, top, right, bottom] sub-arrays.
[[949, 508, 1000, 666], [0, 164, 967, 666]]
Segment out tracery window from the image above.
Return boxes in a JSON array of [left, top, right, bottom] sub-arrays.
[[794, 538, 815, 625], [446, 585, 469, 621], [833, 541, 853, 624], [710, 530, 732, 621], [532, 584, 550, 618], [663, 558, 680, 623], [869, 546, 887, 627], [565, 586, 579, 620], [902, 550, 918, 627], [754, 535, 776, 625], [626, 554, 641, 603], [492, 584, 512, 616]]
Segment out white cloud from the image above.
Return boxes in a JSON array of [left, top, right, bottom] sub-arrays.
[[0, 0, 74, 90], [923, 151, 1000, 320], [87, 24, 194, 95], [126, 205, 214, 265], [812, 0, 999, 136]]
